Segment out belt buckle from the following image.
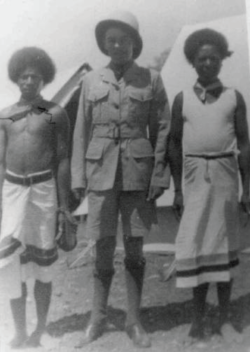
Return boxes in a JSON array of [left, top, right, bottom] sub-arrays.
[[23, 176, 32, 187], [112, 125, 120, 143]]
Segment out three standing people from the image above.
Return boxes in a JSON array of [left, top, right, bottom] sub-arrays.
[[0, 11, 248, 351], [71, 11, 171, 348], [169, 29, 250, 343]]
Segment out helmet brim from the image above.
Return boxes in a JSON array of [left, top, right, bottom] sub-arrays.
[[95, 19, 143, 60]]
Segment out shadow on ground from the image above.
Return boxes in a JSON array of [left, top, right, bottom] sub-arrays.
[[46, 292, 250, 338]]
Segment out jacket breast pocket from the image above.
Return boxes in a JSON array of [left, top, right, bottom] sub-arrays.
[[88, 86, 110, 123], [85, 141, 105, 181], [128, 88, 153, 122]]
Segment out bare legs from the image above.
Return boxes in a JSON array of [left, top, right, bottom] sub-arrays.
[[188, 280, 241, 344], [189, 283, 209, 340], [216, 280, 242, 343], [27, 280, 52, 347], [217, 280, 232, 328], [10, 283, 28, 348], [10, 280, 52, 348]]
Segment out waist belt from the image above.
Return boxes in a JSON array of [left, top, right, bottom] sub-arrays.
[[5, 170, 53, 186], [92, 124, 147, 140], [185, 152, 234, 160]]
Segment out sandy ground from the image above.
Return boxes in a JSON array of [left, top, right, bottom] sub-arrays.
[[2, 225, 250, 352]]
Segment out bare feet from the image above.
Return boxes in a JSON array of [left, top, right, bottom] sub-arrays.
[[182, 335, 208, 348], [189, 320, 205, 339], [25, 329, 43, 347], [220, 323, 243, 344], [9, 333, 28, 349], [182, 321, 206, 347]]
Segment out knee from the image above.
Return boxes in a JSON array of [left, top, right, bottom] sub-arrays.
[[124, 236, 145, 267], [34, 280, 52, 298], [93, 267, 115, 280]]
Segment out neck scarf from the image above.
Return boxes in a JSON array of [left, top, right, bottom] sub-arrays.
[[0, 95, 46, 122], [194, 80, 223, 103]]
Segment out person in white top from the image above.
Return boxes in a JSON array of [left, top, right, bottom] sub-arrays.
[[168, 28, 250, 344]]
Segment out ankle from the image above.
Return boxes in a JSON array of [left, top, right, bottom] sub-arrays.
[[189, 313, 206, 338], [126, 323, 151, 348], [26, 328, 43, 347], [9, 332, 28, 348], [89, 316, 107, 327], [34, 323, 46, 336], [126, 320, 142, 330], [12, 330, 27, 339], [218, 309, 230, 327], [125, 314, 139, 326]]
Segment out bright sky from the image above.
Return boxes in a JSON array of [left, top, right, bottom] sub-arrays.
[[0, 0, 245, 107]]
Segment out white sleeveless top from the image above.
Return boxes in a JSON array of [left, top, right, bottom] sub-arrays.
[[182, 87, 238, 156]]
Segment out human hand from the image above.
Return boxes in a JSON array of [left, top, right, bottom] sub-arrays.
[[56, 209, 78, 251], [57, 209, 78, 235], [147, 185, 164, 201], [172, 190, 184, 222], [240, 192, 250, 214], [239, 193, 250, 227]]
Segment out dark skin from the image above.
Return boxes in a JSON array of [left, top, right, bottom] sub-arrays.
[[193, 44, 222, 86], [168, 91, 184, 221], [0, 66, 71, 348], [168, 44, 250, 343], [0, 67, 70, 210], [73, 26, 164, 202], [169, 44, 250, 220]]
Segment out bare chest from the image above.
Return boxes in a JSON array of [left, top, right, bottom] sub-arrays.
[[6, 113, 56, 140]]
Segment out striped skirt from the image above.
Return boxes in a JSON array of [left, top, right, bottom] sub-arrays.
[[0, 172, 58, 297], [176, 155, 239, 288]]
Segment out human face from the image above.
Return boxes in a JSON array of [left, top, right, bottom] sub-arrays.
[[104, 27, 134, 66], [17, 66, 44, 101], [193, 44, 222, 86]]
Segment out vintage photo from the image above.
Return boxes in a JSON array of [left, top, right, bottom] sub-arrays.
[[0, 0, 249, 351]]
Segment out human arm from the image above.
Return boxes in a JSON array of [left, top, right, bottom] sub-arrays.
[[235, 90, 250, 214], [168, 92, 184, 220], [147, 73, 171, 201], [71, 78, 92, 197], [0, 121, 6, 221], [53, 106, 79, 238], [54, 106, 71, 212]]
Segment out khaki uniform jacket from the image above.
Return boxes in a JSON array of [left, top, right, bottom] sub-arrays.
[[71, 62, 171, 191]]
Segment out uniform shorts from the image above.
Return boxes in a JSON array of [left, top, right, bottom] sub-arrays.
[[87, 189, 158, 241]]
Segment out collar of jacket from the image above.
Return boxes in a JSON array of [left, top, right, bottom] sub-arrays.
[[99, 62, 143, 85]]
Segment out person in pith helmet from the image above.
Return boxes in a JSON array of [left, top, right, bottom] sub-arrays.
[[71, 10, 171, 348]]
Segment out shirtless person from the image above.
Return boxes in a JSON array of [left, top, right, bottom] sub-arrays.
[[0, 47, 71, 348]]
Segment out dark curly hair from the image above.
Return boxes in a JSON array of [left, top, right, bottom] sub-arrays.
[[8, 47, 56, 84], [184, 28, 232, 65]]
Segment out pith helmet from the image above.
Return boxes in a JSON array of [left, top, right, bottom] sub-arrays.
[[95, 11, 143, 59]]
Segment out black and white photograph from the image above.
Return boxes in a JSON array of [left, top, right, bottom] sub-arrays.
[[0, 0, 249, 351]]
